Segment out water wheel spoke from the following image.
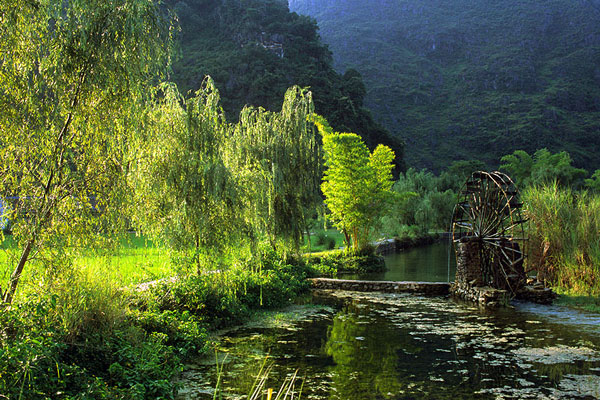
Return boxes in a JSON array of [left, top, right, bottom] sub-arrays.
[[451, 170, 528, 297]]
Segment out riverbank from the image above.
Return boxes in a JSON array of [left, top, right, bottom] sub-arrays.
[[0, 250, 313, 400], [554, 293, 600, 313]]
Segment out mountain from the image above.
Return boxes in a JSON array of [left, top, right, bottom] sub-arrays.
[[288, 0, 600, 172], [168, 0, 405, 170]]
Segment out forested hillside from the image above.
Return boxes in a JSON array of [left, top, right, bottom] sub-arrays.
[[168, 0, 404, 170], [289, 0, 600, 171]]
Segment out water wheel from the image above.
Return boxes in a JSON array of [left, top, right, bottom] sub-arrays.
[[451, 171, 527, 293]]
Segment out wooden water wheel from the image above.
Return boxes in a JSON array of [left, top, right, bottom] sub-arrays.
[[451, 171, 527, 294]]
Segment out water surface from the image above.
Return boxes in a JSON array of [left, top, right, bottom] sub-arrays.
[[345, 241, 457, 282], [178, 291, 600, 399]]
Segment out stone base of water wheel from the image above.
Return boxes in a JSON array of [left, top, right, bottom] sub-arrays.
[[515, 284, 557, 304], [450, 283, 511, 307], [450, 238, 510, 307], [454, 238, 484, 286]]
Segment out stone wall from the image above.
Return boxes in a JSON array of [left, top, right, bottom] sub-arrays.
[[308, 278, 450, 295], [454, 239, 483, 286], [450, 283, 510, 307]]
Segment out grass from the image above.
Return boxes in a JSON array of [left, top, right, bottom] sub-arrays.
[[73, 235, 174, 286], [301, 228, 345, 253], [554, 292, 600, 313], [0, 233, 176, 301]]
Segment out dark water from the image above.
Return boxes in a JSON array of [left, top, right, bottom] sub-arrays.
[[178, 247, 600, 400], [345, 241, 457, 282]]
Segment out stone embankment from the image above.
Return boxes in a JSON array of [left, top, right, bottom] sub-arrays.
[[308, 278, 450, 295], [450, 282, 511, 307]]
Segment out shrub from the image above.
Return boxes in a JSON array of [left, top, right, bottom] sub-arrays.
[[0, 274, 190, 399], [138, 249, 311, 329], [306, 249, 386, 276]]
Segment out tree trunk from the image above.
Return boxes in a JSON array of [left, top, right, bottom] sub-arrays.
[[343, 229, 351, 250], [3, 238, 35, 304], [195, 234, 201, 274]]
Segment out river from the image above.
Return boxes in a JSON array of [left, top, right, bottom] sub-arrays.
[[177, 244, 600, 399]]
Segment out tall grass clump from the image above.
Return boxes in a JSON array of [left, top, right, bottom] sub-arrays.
[[523, 182, 600, 295]]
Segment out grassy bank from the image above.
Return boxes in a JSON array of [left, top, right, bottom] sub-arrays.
[[305, 248, 386, 276], [0, 247, 312, 400], [554, 293, 600, 313], [302, 228, 345, 253]]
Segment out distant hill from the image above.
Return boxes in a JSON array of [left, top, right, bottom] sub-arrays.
[[288, 0, 600, 172], [168, 0, 405, 170]]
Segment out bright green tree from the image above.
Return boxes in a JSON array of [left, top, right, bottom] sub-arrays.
[[0, 0, 173, 303], [319, 126, 395, 252]]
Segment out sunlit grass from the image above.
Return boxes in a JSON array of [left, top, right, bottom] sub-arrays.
[[0, 233, 176, 301], [523, 183, 600, 296], [73, 235, 174, 286], [301, 228, 345, 253]]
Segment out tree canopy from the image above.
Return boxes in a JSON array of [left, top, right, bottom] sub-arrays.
[[0, 0, 174, 303], [319, 125, 395, 251], [500, 148, 587, 188], [129, 79, 322, 265]]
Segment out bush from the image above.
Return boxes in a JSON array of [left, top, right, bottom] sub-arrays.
[[0, 248, 310, 399], [306, 249, 386, 276], [0, 275, 191, 400], [136, 248, 311, 329]]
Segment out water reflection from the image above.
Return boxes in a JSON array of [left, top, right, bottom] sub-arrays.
[[178, 292, 600, 399], [344, 242, 457, 282]]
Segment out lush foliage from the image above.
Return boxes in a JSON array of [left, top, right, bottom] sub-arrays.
[[138, 247, 311, 329], [379, 161, 486, 236], [130, 79, 321, 262], [129, 80, 237, 267], [0, 0, 173, 303], [290, 0, 600, 172], [0, 249, 311, 399], [523, 183, 600, 296], [305, 249, 386, 277], [168, 0, 405, 172], [500, 149, 587, 188], [0, 274, 193, 399], [319, 124, 396, 251]]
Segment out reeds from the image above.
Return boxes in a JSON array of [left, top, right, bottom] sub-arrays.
[[212, 354, 303, 400], [523, 182, 600, 295]]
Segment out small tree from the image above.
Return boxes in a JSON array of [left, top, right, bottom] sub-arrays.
[[320, 127, 395, 252], [0, 0, 173, 303]]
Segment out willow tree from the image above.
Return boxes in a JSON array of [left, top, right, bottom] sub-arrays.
[[231, 87, 322, 252], [319, 128, 395, 252], [128, 79, 239, 268], [0, 0, 173, 303]]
